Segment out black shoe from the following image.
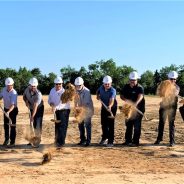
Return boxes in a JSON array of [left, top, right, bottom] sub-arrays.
[[77, 141, 86, 145], [27, 143, 31, 146], [169, 142, 175, 147], [8, 143, 15, 148], [99, 139, 107, 145], [131, 143, 140, 147], [85, 142, 90, 147], [154, 140, 161, 145], [3, 140, 9, 146], [56, 143, 64, 148], [106, 143, 114, 147], [122, 142, 132, 146], [132, 141, 139, 147]]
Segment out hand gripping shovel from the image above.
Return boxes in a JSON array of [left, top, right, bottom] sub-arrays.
[[50, 111, 61, 123], [0, 104, 15, 127], [125, 102, 153, 121], [100, 100, 115, 119]]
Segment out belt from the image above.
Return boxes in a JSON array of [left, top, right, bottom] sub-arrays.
[[56, 109, 70, 112]]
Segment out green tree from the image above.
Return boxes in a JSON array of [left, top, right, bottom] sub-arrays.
[[140, 70, 154, 94]]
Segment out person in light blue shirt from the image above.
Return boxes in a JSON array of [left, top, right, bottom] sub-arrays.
[[0, 77, 18, 147], [96, 75, 117, 147]]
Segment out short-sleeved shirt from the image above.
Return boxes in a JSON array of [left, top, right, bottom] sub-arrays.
[[0, 87, 17, 109], [120, 83, 145, 112], [48, 87, 70, 110], [23, 86, 43, 110], [97, 85, 117, 108]]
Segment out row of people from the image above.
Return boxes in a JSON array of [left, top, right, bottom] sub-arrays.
[[0, 70, 183, 148]]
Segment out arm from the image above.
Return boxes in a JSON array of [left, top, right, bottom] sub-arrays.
[[30, 102, 38, 122], [135, 94, 144, 107], [48, 91, 56, 112], [6, 104, 15, 116], [96, 88, 100, 100], [23, 89, 30, 107], [108, 98, 115, 109], [7, 92, 17, 115], [108, 88, 116, 109]]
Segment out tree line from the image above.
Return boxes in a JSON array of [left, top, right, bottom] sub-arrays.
[[0, 59, 184, 96]]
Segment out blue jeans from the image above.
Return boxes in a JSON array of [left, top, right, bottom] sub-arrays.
[[78, 118, 92, 144], [55, 109, 70, 146]]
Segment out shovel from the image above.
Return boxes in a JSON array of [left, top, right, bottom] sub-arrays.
[[0, 104, 15, 127], [28, 108, 41, 147], [100, 100, 115, 119], [124, 102, 153, 121]]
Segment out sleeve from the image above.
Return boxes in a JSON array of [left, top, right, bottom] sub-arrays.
[[35, 92, 42, 105], [138, 85, 144, 95], [10, 92, 17, 105], [0, 88, 3, 99], [110, 88, 116, 99], [23, 88, 27, 102]]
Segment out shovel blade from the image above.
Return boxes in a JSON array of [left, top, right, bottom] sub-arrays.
[[50, 119, 61, 123]]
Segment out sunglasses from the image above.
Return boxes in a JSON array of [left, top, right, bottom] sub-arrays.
[[55, 83, 62, 86], [170, 78, 176, 81]]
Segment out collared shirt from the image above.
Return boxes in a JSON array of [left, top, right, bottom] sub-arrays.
[[48, 87, 70, 110], [120, 83, 145, 112], [23, 86, 43, 110], [0, 87, 17, 109], [75, 86, 94, 111], [97, 85, 117, 108]]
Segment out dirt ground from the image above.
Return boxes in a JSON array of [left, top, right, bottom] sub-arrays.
[[0, 95, 184, 184]]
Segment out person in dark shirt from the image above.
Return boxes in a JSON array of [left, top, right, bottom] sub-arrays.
[[120, 71, 145, 146]]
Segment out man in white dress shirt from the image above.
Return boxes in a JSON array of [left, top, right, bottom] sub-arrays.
[[48, 77, 70, 148]]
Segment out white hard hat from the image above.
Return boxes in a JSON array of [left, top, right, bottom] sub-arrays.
[[54, 76, 63, 84], [129, 71, 139, 80], [29, 77, 38, 86], [168, 71, 178, 79], [74, 77, 84, 85], [5, 77, 14, 86], [103, 75, 112, 84]]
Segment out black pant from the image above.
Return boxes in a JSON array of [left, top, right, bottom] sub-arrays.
[[125, 113, 143, 144], [4, 107, 18, 144], [156, 107, 176, 143], [101, 107, 117, 144], [179, 105, 184, 121], [55, 109, 70, 146], [30, 105, 44, 138]]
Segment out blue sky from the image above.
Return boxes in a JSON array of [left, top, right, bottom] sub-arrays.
[[0, 1, 184, 76]]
